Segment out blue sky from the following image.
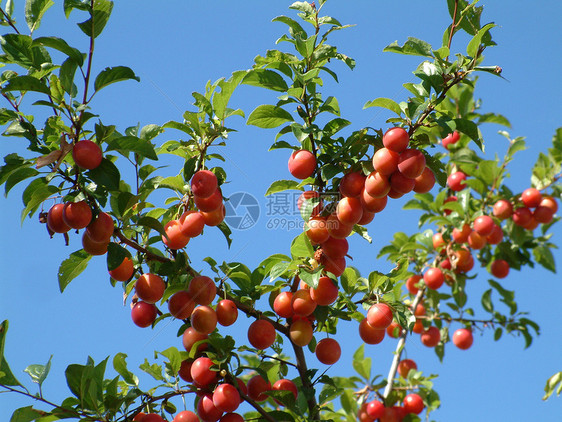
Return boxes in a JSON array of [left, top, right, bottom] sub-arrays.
[[1, 1, 562, 420]]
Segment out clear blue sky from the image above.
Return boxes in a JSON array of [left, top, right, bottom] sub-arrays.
[[1, 1, 561, 421]]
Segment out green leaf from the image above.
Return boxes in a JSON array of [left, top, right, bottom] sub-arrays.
[[265, 179, 302, 196], [323, 118, 351, 136], [24, 355, 52, 387], [383, 37, 433, 57], [543, 372, 562, 400], [481, 289, 493, 313], [290, 232, 313, 259], [247, 104, 293, 129], [8, 406, 46, 422], [467, 23, 496, 57], [352, 344, 371, 381], [242, 69, 288, 92], [0, 320, 22, 386], [106, 243, 129, 272], [106, 135, 158, 160], [272, 15, 306, 38], [59, 57, 79, 95], [2, 75, 50, 95], [77, 0, 113, 38], [139, 359, 165, 382], [112, 353, 138, 386], [269, 261, 291, 282], [25, 0, 55, 32], [217, 222, 233, 248], [4, 167, 38, 196], [137, 216, 167, 238], [20, 178, 58, 224], [94, 66, 140, 92], [533, 244, 556, 273], [289, 1, 314, 14], [58, 250, 92, 292], [363, 97, 402, 116], [87, 158, 121, 191], [32, 36, 84, 65]]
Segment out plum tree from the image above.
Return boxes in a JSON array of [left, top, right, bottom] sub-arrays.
[[0, 1, 561, 422]]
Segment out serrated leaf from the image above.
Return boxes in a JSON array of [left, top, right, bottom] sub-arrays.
[[363, 97, 402, 115], [247, 104, 293, 129], [2, 75, 50, 95], [242, 69, 288, 92], [94, 66, 139, 92], [58, 250, 92, 292], [265, 179, 302, 196]]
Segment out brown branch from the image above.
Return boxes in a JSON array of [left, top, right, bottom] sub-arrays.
[[114, 229, 172, 264], [0, 7, 20, 34], [446, 0, 460, 58], [238, 390, 277, 422], [292, 342, 320, 420]]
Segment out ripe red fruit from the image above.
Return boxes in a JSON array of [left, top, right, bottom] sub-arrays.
[[188, 275, 216, 305], [493, 199, 513, 220], [447, 171, 467, 191], [359, 318, 385, 344], [191, 356, 217, 386], [512, 207, 532, 226], [191, 170, 218, 199], [397, 148, 426, 179], [178, 359, 193, 382], [387, 188, 404, 199], [47, 203, 71, 233], [389, 171, 416, 194], [173, 410, 199, 422], [403, 393, 424, 414], [326, 213, 353, 239], [191, 305, 218, 334], [397, 359, 417, 378], [442, 131, 460, 149], [339, 172, 366, 197], [182, 326, 208, 354], [141, 414, 165, 422], [360, 188, 388, 212], [109, 256, 134, 281], [86, 211, 114, 242], [521, 187, 542, 208], [168, 291, 196, 319], [490, 259, 510, 278], [452, 223, 471, 244], [467, 230, 487, 250], [201, 205, 226, 226], [336, 196, 363, 225], [194, 188, 223, 212], [487, 224, 504, 244], [413, 167, 436, 193], [406, 275, 421, 295], [534, 205, 554, 224], [216, 299, 238, 326], [358, 210, 375, 225], [372, 147, 399, 175], [197, 394, 223, 422], [423, 267, 444, 290], [473, 215, 494, 236], [292, 289, 317, 316], [131, 301, 157, 328], [420, 326, 441, 347], [162, 219, 190, 250], [72, 140, 102, 170], [289, 318, 313, 346], [179, 210, 205, 237], [315, 338, 341, 365], [310, 276, 339, 306], [272, 379, 298, 402], [386, 321, 403, 338], [82, 231, 109, 255], [63, 200, 92, 229], [383, 127, 409, 153], [273, 291, 294, 318], [219, 414, 243, 422], [247, 375, 271, 402], [135, 273, 166, 304], [452, 328, 474, 350], [213, 383, 241, 413], [321, 237, 349, 258], [366, 400, 385, 419], [455, 248, 474, 273], [432, 232, 446, 250], [539, 196, 558, 213], [321, 254, 346, 277], [248, 319, 276, 350], [306, 216, 330, 244], [288, 149, 316, 179], [367, 303, 394, 329], [365, 171, 391, 198]]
